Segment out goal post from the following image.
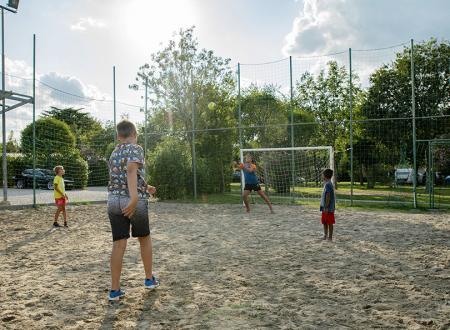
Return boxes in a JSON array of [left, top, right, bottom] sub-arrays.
[[239, 146, 334, 202]]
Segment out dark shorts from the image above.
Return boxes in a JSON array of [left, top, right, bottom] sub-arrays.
[[107, 196, 150, 241], [321, 212, 335, 225], [244, 183, 261, 192]]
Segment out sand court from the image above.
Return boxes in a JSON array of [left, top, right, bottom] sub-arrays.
[[0, 203, 449, 329]]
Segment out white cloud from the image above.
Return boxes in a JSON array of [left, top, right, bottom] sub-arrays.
[[2, 58, 113, 138], [283, 0, 450, 56], [70, 17, 106, 31]]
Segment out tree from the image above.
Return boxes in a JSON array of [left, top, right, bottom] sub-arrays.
[[0, 130, 20, 154], [240, 85, 288, 148], [132, 27, 236, 195], [42, 107, 105, 158], [295, 61, 362, 185], [358, 39, 450, 187], [21, 118, 76, 156]]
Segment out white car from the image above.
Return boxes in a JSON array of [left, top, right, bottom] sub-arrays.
[[394, 168, 425, 184]]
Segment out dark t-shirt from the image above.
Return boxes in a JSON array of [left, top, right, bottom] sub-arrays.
[[320, 180, 335, 212]]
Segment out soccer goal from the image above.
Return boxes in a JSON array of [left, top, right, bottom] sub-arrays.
[[240, 146, 334, 202]]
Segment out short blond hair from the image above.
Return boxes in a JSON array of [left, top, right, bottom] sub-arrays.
[[54, 165, 64, 174]]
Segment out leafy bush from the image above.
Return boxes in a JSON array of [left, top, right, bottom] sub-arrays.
[[0, 154, 31, 187], [193, 158, 232, 194], [147, 137, 191, 200], [87, 158, 109, 186], [21, 118, 76, 156], [42, 152, 88, 189]]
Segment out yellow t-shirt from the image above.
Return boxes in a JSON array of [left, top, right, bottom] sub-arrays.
[[53, 175, 65, 199]]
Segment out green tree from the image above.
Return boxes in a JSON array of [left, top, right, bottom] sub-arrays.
[[357, 39, 450, 187], [42, 107, 105, 158], [0, 130, 20, 153], [21, 118, 76, 156], [132, 27, 236, 195], [295, 61, 362, 184], [240, 85, 288, 148]]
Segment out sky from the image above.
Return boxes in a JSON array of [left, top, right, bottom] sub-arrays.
[[3, 0, 450, 130]]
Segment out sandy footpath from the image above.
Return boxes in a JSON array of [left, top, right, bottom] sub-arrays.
[[0, 203, 449, 329]]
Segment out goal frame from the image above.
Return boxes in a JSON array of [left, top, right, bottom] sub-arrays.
[[239, 146, 335, 197]]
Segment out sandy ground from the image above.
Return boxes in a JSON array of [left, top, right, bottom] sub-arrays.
[[0, 202, 449, 330]]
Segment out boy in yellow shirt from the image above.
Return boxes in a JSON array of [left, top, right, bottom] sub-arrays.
[[53, 165, 69, 227]]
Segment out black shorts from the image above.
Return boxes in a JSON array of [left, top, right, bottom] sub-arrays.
[[107, 196, 150, 241], [244, 183, 261, 192]]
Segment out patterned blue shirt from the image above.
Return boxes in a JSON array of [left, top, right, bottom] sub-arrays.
[[108, 143, 149, 199]]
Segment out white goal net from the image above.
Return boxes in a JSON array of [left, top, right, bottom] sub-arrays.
[[240, 146, 334, 202]]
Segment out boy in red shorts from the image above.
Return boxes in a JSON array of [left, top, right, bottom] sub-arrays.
[[320, 168, 335, 241], [53, 165, 68, 227]]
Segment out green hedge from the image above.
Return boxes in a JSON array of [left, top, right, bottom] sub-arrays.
[[87, 158, 109, 186], [147, 137, 191, 200], [41, 151, 88, 189], [0, 154, 31, 187]]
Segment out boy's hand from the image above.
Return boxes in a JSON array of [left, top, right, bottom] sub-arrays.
[[65, 193, 69, 200], [122, 197, 138, 218], [147, 185, 156, 195]]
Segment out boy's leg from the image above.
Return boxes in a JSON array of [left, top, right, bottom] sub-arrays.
[[111, 238, 127, 291], [323, 223, 328, 239], [62, 205, 67, 224], [328, 224, 333, 241], [243, 190, 251, 212], [257, 190, 273, 212], [54, 206, 62, 223], [138, 235, 153, 279]]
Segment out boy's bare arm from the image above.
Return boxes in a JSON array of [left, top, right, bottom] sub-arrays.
[[123, 162, 139, 217]]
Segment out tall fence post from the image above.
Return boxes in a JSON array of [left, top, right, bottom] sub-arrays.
[[1, 8, 7, 204], [411, 39, 417, 208], [349, 48, 354, 206], [191, 85, 197, 200], [289, 56, 295, 199], [238, 63, 244, 200], [113, 66, 117, 141], [32, 34, 36, 207], [144, 76, 148, 157]]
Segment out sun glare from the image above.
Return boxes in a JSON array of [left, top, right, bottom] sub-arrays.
[[120, 0, 197, 46]]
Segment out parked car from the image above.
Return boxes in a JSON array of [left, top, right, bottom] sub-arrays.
[[394, 168, 425, 185], [13, 168, 74, 190], [445, 175, 450, 185]]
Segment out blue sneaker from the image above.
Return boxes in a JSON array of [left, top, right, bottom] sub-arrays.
[[144, 276, 160, 289], [108, 289, 125, 301]]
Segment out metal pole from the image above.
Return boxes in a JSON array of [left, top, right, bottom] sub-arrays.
[[191, 87, 197, 200], [32, 34, 36, 207], [238, 63, 243, 201], [1, 7, 7, 203], [144, 76, 148, 156], [428, 141, 432, 208], [113, 66, 116, 141], [349, 48, 354, 206], [289, 56, 295, 199], [411, 39, 417, 208]]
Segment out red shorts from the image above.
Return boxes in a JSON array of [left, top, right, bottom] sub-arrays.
[[321, 212, 335, 225], [55, 197, 66, 206]]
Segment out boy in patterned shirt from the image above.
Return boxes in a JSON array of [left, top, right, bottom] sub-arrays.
[[107, 120, 159, 301]]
